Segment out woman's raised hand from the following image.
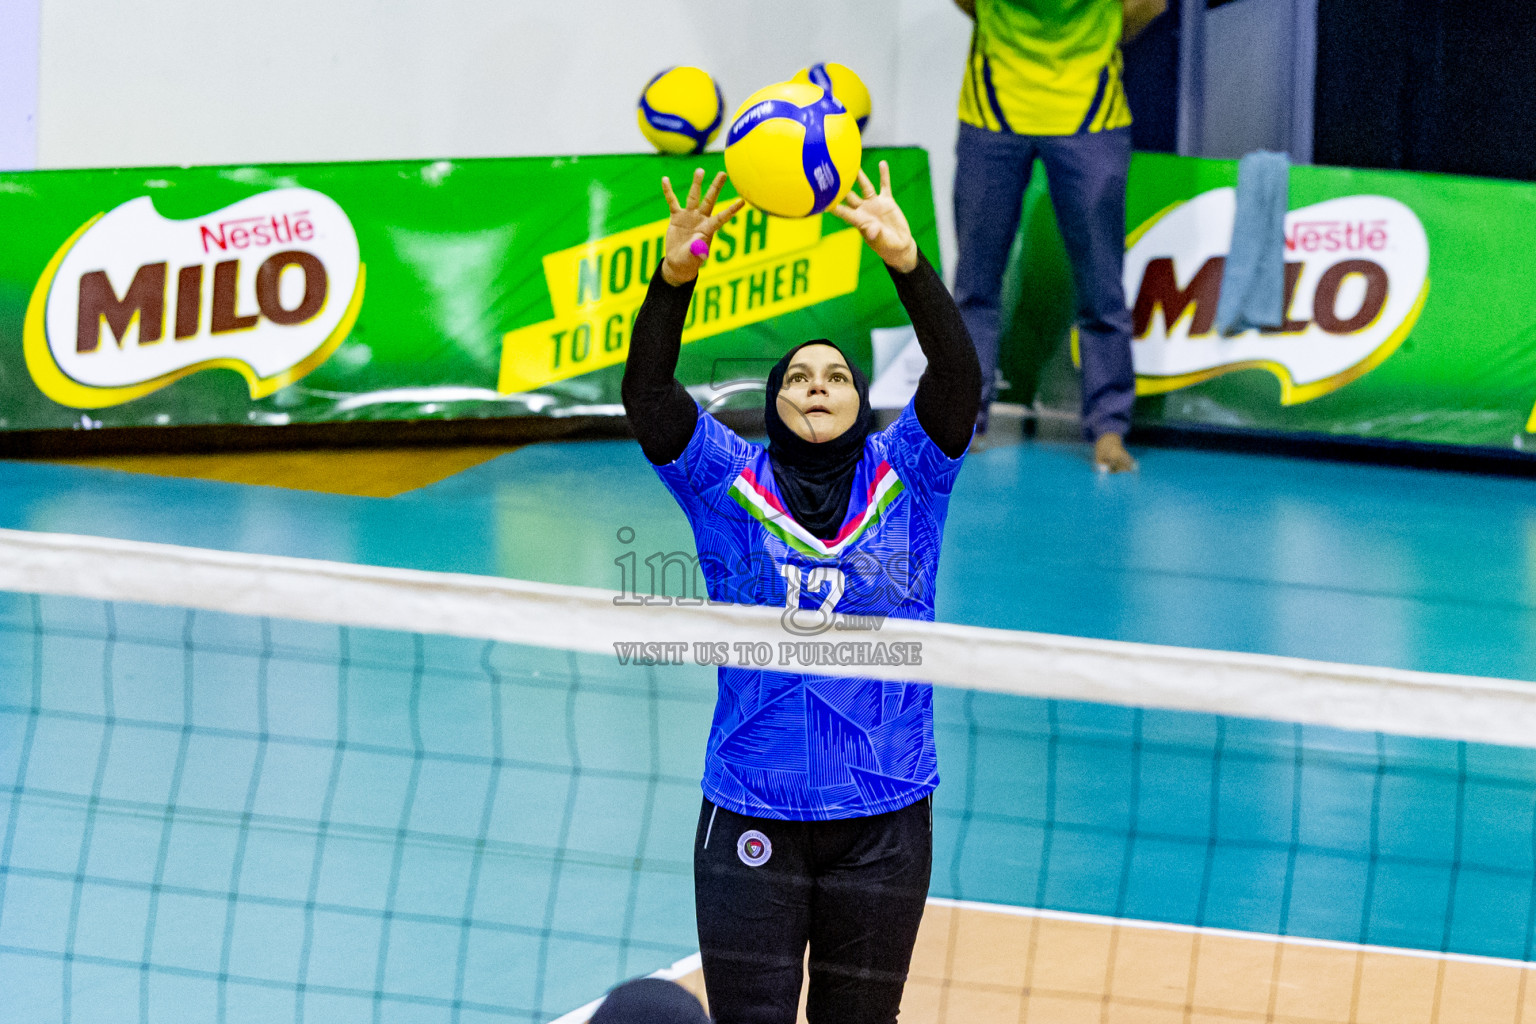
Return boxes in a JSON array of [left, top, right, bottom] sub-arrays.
[[829, 161, 919, 273], [660, 169, 746, 286]]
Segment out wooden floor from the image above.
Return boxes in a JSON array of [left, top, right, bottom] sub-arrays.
[[647, 901, 1536, 1024], [44, 445, 515, 497]]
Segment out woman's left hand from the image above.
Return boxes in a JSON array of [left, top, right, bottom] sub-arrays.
[[829, 160, 919, 273]]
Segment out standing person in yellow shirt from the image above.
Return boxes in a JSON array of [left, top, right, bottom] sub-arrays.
[[953, 0, 1166, 472]]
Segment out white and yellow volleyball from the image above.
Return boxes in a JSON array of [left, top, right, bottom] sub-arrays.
[[723, 80, 862, 219], [637, 66, 725, 155], [791, 62, 871, 131]]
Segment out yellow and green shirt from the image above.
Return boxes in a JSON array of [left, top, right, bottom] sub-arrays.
[[958, 0, 1132, 136]]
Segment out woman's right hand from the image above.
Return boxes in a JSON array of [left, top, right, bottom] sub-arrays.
[[660, 169, 745, 286]]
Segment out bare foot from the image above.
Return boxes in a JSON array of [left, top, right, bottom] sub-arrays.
[[1093, 433, 1139, 474]]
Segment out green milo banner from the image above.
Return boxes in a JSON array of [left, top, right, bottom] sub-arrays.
[[1005, 153, 1536, 451], [0, 149, 937, 433]]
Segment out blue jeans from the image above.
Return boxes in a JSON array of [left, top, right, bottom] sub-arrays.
[[953, 121, 1135, 439]]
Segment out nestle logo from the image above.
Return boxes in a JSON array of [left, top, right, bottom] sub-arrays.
[[199, 212, 315, 254], [1285, 219, 1387, 253]]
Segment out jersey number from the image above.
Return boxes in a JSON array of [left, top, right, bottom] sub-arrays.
[[780, 564, 845, 636]]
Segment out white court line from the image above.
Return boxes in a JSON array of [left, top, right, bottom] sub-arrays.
[[924, 898, 1536, 972], [549, 953, 703, 1024], [553, 900, 1536, 1023]]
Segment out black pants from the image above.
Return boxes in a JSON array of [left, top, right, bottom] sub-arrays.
[[693, 796, 932, 1024]]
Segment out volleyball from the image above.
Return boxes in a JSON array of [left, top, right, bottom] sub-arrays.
[[723, 80, 862, 219], [637, 66, 725, 155], [792, 62, 872, 131]]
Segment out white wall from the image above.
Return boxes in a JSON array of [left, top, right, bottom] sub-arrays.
[[1, 0, 40, 170], [1197, 0, 1315, 162], [34, 0, 973, 269], [896, 0, 972, 275]]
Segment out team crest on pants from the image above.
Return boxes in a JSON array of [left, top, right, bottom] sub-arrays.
[[737, 830, 772, 867]]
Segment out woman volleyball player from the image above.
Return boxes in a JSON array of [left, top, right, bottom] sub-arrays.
[[622, 164, 980, 1023]]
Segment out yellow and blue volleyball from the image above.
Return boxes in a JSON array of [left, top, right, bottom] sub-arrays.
[[723, 80, 862, 219], [637, 67, 725, 155], [791, 62, 871, 131]]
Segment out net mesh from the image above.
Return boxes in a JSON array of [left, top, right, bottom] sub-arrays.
[[3, 550, 1536, 1024], [0, 590, 712, 1023], [936, 691, 1536, 956]]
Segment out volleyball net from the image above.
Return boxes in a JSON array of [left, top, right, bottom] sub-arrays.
[[2, 527, 1535, 1024]]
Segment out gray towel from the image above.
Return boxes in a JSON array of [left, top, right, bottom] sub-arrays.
[[1215, 150, 1291, 335]]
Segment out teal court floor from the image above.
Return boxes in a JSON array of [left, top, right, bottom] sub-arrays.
[[4, 434, 1536, 1022], [3, 435, 1536, 678]]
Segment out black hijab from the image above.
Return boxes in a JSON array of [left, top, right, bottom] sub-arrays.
[[764, 339, 874, 540]]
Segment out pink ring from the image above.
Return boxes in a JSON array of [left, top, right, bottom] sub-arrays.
[[690, 238, 710, 257]]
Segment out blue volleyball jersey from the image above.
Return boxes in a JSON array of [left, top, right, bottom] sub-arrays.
[[653, 402, 966, 820]]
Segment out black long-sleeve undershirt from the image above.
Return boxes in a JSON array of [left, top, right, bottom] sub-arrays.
[[621, 249, 982, 465], [897, 250, 984, 457], [620, 266, 700, 466]]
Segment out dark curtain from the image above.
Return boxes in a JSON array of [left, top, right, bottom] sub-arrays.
[[1122, 3, 1181, 153], [1315, 0, 1536, 180]]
